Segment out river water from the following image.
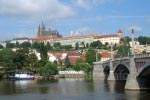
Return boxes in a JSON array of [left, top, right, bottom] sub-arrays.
[[0, 79, 149, 100]]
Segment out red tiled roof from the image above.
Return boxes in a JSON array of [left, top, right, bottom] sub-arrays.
[[56, 34, 100, 40], [95, 34, 119, 39], [68, 56, 86, 64], [33, 35, 59, 40], [68, 56, 81, 64], [100, 52, 115, 58]]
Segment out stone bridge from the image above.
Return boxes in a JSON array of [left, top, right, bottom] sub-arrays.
[[93, 53, 150, 90]]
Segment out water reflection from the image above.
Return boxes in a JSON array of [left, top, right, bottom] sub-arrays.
[[0, 79, 149, 100]]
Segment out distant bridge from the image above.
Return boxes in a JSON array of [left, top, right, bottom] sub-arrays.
[[93, 53, 150, 90]]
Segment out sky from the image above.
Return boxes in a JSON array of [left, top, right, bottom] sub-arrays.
[[0, 0, 150, 42]]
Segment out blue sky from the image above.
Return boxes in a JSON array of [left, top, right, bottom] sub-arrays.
[[0, 0, 150, 41]]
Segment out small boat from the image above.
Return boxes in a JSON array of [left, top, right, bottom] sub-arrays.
[[9, 72, 34, 80]]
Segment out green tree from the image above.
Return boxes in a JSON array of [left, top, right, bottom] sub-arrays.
[[103, 42, 109, 49], [44, 62, 58, 75], [62, 45, 72, 50], [86, 43, 89, 48], [46, 42, 52, 51], [6, 42, 15, 48], [90, 40, 102, 49], [0, 44, 4, 49], [27, 53, 38, 71], [0, 49, 15, 73], [36, 58, 48, 75], [116, 43, 131, 57], [21, 42, 31, 48], [86, 48, 96, 65], [32, 42, 40, 50], [138, 36, 150, 45], [39, 42, 48, 59], [15, 42, 20, 48], [125, 36, 131, 43], [81, 42, 85, 48], [73, 58, 83, 71], [53, 42, 61, 51], [65, 56, 71, 68], [73, 58, 93, 73], [75, 42, 79, 50], [36, 60, 58, 76], [13, 48, 29, 70]]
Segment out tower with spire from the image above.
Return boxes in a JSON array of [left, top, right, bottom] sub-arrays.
[[37, 21, 61, 38], [38, 21, 46, 36]]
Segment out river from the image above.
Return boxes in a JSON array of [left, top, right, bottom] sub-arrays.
[[0, 79, 149, 100]]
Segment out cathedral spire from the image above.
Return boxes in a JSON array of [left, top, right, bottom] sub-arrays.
[[38, 25, 40, 36]]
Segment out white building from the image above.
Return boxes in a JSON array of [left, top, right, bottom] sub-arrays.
[[55, 35, 96, 47], [0, 42, 6, 48], [94, 30, 123, 45], [10, 38, 32, 44]]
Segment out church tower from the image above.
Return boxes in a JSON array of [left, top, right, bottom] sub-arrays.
[[40, 21, 45, 36], [37, 21, 46, 36], [117, 29, 123, 38], [38, 25, 41, 36]]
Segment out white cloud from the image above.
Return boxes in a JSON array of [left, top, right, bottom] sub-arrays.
[[75, 27, 98, 35], [75, 0, 91, 11], [73, 0, 116, 11], [127, 26, 142, 32], [93, 0, 112, 4], [0, 29, 37, 42], [0, 0, 74, 19]]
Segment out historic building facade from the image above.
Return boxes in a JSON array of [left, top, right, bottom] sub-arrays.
[[33, 22, 62, 43], [33, 22, 123, 47], [94, 30, 123, 45]]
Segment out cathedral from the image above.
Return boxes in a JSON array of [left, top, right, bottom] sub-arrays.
[[37, 22, 61, 37], [33, 22, 62, 43]]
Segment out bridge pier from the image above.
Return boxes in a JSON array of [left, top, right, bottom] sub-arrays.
[[93, 62, 104, 78], [125, 57, 140, 90], [108, 60, 115, 81]]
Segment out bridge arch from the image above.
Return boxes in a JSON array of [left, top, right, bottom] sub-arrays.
[[137, 63, 150, 90], [137, 63, 150, 77], [114, 63, 130, 80], [103, 65, 110, 79]]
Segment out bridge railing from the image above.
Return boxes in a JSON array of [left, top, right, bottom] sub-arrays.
[[95, 53, 150, 64], [132, 53, 150, 58], [113, 53, 150, 60]]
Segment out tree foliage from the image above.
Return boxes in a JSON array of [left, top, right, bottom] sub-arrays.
[[115, 43, 130, 57], [53, 42, 61, 51], [36, 59, 58, 76], [0, 49, 15, 71], [6, 43, 15, 48], [13, 48, 29, 69], [86, 48, 96, 65], [20, 42, 31, 48], [138, 36, 150, 45], [75, 42, 79, 50], [39, 42, 48, 59], [27, 53, 38, 71], [65, 56, 71, 68], [90, 40, 102, 49], [0, 44, 4, 49], [73, 58, 92, 73]]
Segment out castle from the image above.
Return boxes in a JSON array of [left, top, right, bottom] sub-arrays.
[[37, 22, 61, 37], [33, 22, 62, 42]]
